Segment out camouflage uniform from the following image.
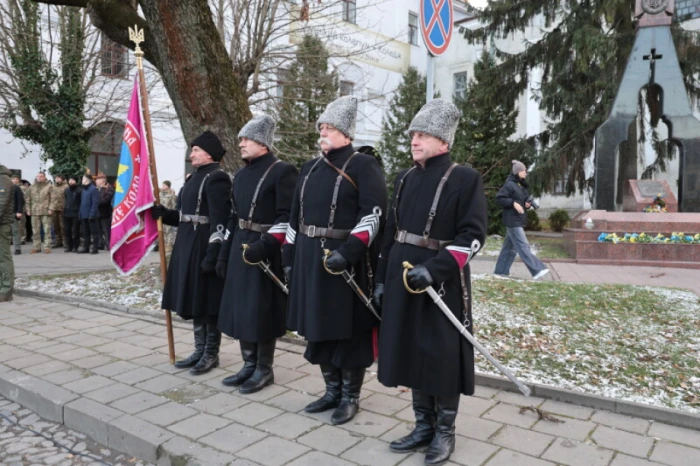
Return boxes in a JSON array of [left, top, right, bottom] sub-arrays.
[[160, 188, 177, 251], [26, 180, 55, 252], [51, 181, 68, 247], [0, 165, 14, 301]]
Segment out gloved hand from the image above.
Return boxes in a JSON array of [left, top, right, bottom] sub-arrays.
[[151, 204, 168, 220], [324, 250, 349, 273], [201, 243, 222, 275], [283, 266, 292, 284], [201, 257, 216, 274], [407, 265, 434, 290], [215, 259, 228, 279], [243, 240, 267, 264], [372, 283, 385, 310]]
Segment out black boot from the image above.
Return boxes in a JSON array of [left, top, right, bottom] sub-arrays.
[[390, 389, 436, 453], [222, 341, 257, 386], [424, 395, 460, 465], [304, 364, 342, 413], [190, 324, 220, 375], [239, 339, 275, 394], [90, 245, 99, 254], [331, 367, 365, 425], [174, 321, 206, 369]]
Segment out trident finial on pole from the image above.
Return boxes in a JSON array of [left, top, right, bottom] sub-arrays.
[[129, 25, 145, 68]]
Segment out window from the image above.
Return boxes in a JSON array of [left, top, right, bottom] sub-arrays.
[[553, 177, 570, 195], [88, 121, 124, 185], [342, 0, 356, 24], [408, 12, 419, 45], [340, 80, 354, 96], [100, 33, 128, 78], [453, 72, 467, 100]]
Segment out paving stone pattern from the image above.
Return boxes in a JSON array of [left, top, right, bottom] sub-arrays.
[[1, 296, 700, 466]]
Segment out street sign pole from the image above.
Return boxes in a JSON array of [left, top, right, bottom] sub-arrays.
[[426, 54, 434, 102]]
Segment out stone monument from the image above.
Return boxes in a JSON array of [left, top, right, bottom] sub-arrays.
[[594, 0, 700, 212]]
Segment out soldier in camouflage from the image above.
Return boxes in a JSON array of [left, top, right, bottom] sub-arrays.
[[51, 175, 68, 249], [160, 181, 177, 252], [0, 164, 15, 301], [26, 172, 55, 254]]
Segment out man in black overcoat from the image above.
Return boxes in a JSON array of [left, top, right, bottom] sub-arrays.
[[216, 115, 298, 394], [373, 99, 488, 465], [152, 130, 232, 375], [282, 96, 387, 425]]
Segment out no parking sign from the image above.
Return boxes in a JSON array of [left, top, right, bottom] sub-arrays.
[[420, 0, 453, 56]]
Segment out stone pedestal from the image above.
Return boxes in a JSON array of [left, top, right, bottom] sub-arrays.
[[622, 180, 678, 212]]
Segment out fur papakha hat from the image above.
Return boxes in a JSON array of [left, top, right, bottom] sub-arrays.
[[316, 96, 358, 140], [191, 130, 226, 162], [408, 98, 461, 148], [239, 114, 276, 149]]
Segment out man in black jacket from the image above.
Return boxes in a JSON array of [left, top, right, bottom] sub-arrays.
[[10, 176, 24, 255], [216, 115, 298, 394], [96, 173, 115, 250], [494, 161, 549, 280], [373, 99, 488, 465], [64, 176, 82, 253], [152, 130, 232, 375], [283, 96, 387, 425]]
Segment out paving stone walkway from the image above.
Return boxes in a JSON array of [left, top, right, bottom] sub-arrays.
[[0, 394, 152, 465], [1, 297, 699, 466]]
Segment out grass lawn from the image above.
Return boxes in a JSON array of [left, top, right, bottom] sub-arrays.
[[482, 234, 572, 260], [15, 265, 699, 413]]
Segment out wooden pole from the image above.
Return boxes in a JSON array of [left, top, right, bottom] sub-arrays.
[[130, 26, 176, 364]]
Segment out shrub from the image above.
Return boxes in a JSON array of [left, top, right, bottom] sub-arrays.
[[548, 209, 571, 232], [526, 209, 542, 231]]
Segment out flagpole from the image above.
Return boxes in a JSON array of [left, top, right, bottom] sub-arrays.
[[130, 26, 176, 365]]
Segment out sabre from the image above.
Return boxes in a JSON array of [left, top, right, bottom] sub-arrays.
[[323, 249, 382, 322], [402, 261, 531, 397], [242, 244, 289, 295]]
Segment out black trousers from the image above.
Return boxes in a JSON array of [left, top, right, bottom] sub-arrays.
[[304, 329, 376, 369], [64, 217, 81, 250], [81, 219, 100, 250], [99, 217, 111, 249]]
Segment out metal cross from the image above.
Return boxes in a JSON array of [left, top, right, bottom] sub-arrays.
[[643, 48, 663, 84]]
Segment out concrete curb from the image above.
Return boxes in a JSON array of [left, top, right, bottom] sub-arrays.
[[13, 290, 700, 432]]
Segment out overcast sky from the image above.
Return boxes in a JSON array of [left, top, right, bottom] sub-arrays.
[[469, 0, 488, 8]]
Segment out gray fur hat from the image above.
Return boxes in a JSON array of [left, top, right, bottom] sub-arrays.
[[239, 114, 276, 149], [408, 99, 461, 148], [317, 96, 358, 140]]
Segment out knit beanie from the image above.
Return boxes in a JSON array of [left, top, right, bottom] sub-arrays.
[[316, 96, 358, 140], [239, 115, 276, 149], [408, 99, 461, 148], [191, 130, 226, 162], [512, 160, 527, 175]]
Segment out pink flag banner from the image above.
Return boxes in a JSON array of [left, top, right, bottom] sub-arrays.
[[110, 76, 159, 275]]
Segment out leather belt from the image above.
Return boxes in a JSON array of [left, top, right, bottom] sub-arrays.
[[300, 224, 350, 240], [395, 230, 452, 251], [180, 214, 209, 224], [239, 219, 271, 233]]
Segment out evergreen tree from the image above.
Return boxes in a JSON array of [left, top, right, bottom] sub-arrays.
[[3, 2, 90, 177], [276, 34, 338, 167], [463, 1, 700, 195], [376, 66, 428, 183], [452, 51, 533, 235]]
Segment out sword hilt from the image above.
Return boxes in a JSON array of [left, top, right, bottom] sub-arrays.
[[322, 249, 345, 275], [402, 261, 427, 294], [242, 243, 262, 266]]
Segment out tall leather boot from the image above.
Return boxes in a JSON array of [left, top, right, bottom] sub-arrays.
[[390, 389, 436, 453], [222, 341, 257, 386], [304, 364, 342, 413], [424, 395, 460, 465], [331, 367, 365, 425], [239, 339, 276, 394], [190, 324, 221, 375], [174, 321, 206, 369]]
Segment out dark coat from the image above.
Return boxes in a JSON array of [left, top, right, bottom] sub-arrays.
[[282, 144, 387, 342], [12, 185, 24, 216], [376, 153, 488, 398], [218, 153, 298, 342], [160, 163, 232, 322], [64, 185, 82, 218], [496, 174, 530, 228], [79, 183, 99, 220], [98, 183, 115, 219]]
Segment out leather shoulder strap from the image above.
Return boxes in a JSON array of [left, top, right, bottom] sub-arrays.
[[322, 153, 358, 190], [424, 163, 458, 237], [393, 166, 416, 226], [247, 160, 281, 221], [299, 157, 324, 226]]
